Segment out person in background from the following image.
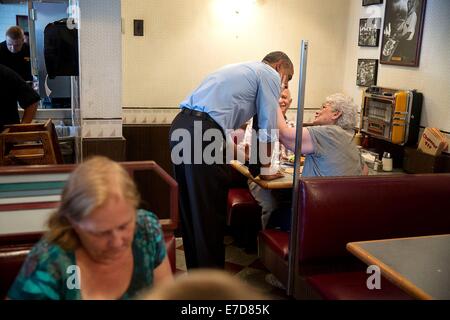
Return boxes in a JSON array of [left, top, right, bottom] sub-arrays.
[[169, 51, 294, 269], [23, 31, 29, 45], [0, 64, 39, 132], [240, 88, 294, 230], [0, 26, 32, 81], [142, 269, 268, 300], [8, 156, 173, 300], [394, 0, 419, 58]]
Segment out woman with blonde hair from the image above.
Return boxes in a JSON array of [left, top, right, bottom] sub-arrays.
[[8, 156, 173, 300]]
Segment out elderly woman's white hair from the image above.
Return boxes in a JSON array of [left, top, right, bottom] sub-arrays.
[[325, 93, 358, 130]]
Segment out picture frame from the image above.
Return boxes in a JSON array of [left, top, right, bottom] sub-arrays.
[[363, 0, 383, 6], [380, 0, 427, 67], [357, 59, 378, 87], [359, 18, 382, 47]]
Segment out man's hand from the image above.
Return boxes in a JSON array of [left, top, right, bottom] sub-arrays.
[[244, 143, 250, 162], [21, 102, 38, 124]]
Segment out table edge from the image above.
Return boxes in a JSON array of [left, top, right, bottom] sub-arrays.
[[346, 242, 432, 300]]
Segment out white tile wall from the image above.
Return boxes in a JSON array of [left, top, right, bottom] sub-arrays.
[[78, 0, 122, 119], [121, 107, 320, 127], [122, 107, 179, 125], [81, 119, 122, 138]]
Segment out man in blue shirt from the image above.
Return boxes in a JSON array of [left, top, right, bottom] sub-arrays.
[[169, 52, 294, 268]]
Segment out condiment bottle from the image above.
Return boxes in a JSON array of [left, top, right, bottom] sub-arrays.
[[382, 152, 393, 172], [354, 133, 362, 146]]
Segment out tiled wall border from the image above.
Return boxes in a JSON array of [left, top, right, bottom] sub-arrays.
[[122, 107, 317, 126], [81, 119, 122, 138]]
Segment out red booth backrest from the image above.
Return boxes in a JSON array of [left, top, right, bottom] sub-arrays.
[[297, 174, 450, 263]]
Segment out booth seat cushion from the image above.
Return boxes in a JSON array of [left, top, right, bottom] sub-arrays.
[[227, 188, 261, 226], [297, 174, 450, 263], [259, 229, 289, 260], [306, 271, 413, 300]]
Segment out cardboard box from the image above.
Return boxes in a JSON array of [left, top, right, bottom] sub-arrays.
[[417, 128, 448, 156], [403, 147, 450, 173]]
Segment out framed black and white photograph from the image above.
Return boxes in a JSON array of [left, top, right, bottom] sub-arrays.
[[363, 0, 383, 6], [359, 18, 382, 47], [380, 0, 427, 67], [357, 59, 378, 87]]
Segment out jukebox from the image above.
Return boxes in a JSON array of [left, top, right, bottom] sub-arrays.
[[360, 86, 423, 146]]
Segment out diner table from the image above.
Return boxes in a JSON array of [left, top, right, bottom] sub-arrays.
[[229, 160, 300, 189], [347, 234, 450, 300]]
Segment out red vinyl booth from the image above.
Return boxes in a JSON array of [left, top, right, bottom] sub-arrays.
[[258, 173, 450, 299]]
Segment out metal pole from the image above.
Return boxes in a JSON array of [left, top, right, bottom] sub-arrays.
[[287, 40, 308, 296], [27, 0, 38, 78]]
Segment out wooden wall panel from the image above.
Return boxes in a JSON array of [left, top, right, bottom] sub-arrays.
[[82, 138, 126, 162], [123, 125, 173, 220]]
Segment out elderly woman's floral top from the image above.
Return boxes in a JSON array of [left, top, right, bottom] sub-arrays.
[[8, 210, 167, 300]]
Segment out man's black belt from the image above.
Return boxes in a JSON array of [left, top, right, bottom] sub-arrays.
[[181, 108, 224, 137], [181, 108, 216, 123]]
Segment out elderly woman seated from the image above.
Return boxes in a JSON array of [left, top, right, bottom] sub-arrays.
[[263, 93, 367, 290], [267, 93, 367, 231], [7, 156, 173, 300], [278, 93, 364, 176]]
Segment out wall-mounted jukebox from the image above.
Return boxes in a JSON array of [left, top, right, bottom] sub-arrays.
[[360, 86, 423, 146]]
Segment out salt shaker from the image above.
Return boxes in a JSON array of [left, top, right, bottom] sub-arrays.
[[382, 152, 393, 172]]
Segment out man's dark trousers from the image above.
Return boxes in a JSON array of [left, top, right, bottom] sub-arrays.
[[169, 110, 231, 269]]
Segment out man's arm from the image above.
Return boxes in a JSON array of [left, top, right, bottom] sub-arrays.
[[21, 101, 38, 124], [5, 65, 41, 124], [276, 107, 314, 154], [259, 141, 284, 181]]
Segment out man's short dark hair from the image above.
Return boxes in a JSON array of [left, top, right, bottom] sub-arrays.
[[262, 51, 293, 70]]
